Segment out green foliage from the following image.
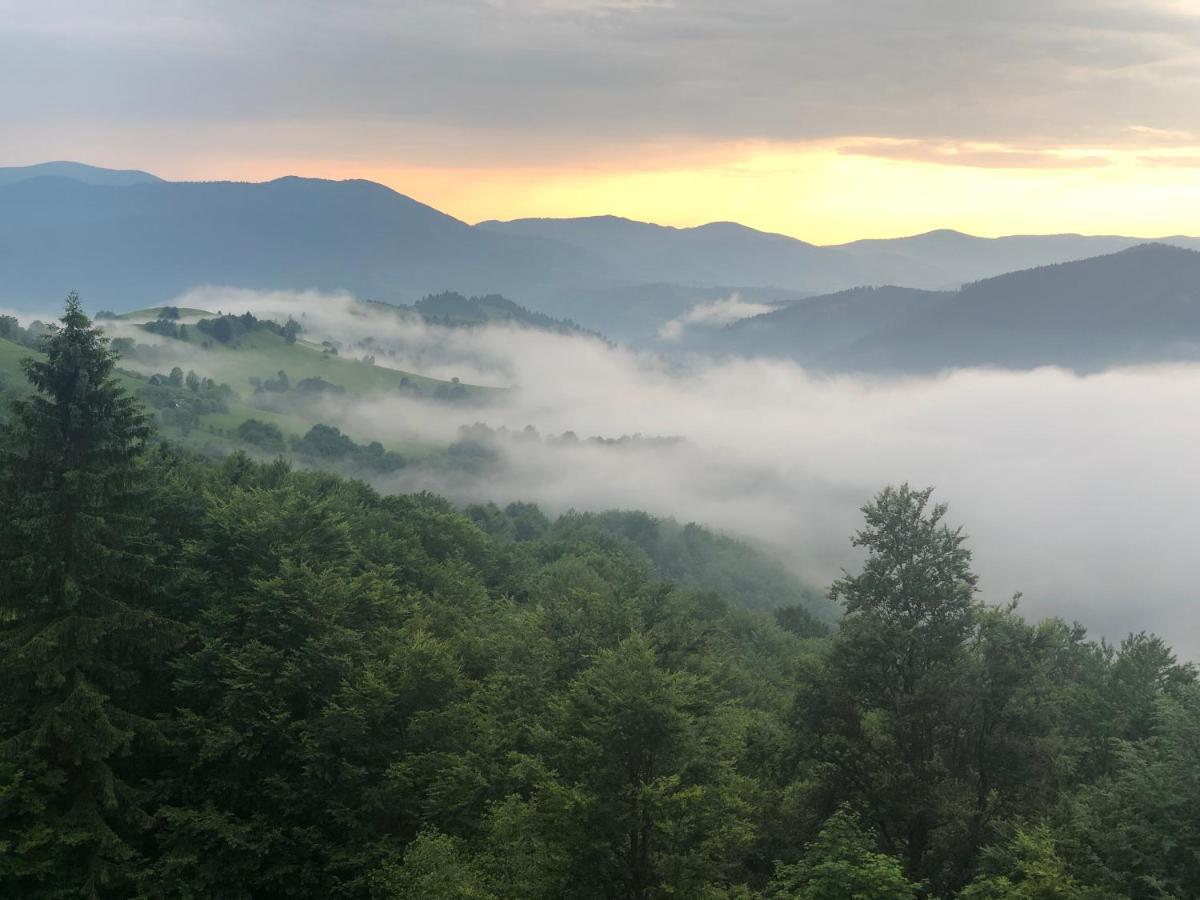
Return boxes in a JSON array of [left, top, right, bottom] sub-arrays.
[[0, 332, 1196, 898], [547, 632, 755, 896], [0, 295, 181, 897], [373, 829, 495, 899], [141, 319, 182, 340], [765, 806, 919, 899], [960, 825, 1113, 900], [0, 315, 52, 350], [413, 291, 598, 338], [466, 503, 832, 624], [291, 423, 406, 473], [195, 311, 283, 345], [799, 485, 1137, 895], [136, 369, 231, 434], [235, 417, 287, 453], [1060, 682, 1200, 898]]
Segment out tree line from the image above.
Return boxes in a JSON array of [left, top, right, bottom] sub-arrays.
[[1, 298, 1196, 898]]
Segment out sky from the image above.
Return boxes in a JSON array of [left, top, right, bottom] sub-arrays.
[[4, 0, 1200, 240]]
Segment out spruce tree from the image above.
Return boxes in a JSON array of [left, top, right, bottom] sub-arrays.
[[0, 294, 175, 897]]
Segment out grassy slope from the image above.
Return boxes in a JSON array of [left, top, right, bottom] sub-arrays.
[[0, 336, 447, 459], [176, 328, 468, 396], [116, 307, 213, 320], [112, 307, 491, 400], [0, 335, 28, 379]]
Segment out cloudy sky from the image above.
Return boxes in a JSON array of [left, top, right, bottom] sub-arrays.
[[4, 0, 1200, 240]]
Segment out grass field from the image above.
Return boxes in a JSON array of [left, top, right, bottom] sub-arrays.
[[0, 335, 30, 379], [179, 328, 468, 396], [115, 307, 213, 320], [0, 337, 183, 401], [0, 336, 452, 462]]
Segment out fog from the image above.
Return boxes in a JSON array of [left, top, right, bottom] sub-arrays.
[[111, 289, 1200, 657], [657, 293, 778, 341]]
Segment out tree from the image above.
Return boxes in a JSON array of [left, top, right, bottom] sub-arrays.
[[805, 485, 981, 890], [167, 366, 184, 387], [547, 632, 753, 898], [281, 318, 302, 344], [293, 423, 354, 460], [235, 418, 286, 453], [1065, 682, 1200, 898], [372, 829, 494, 899], [184, 370, 201, 393], [0, 294, 179, 896], [960, 825, 1112, 900], [765, 806, 920, 899]]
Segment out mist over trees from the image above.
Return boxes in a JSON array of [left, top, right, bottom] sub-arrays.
[[1, 302, 1197, 898]]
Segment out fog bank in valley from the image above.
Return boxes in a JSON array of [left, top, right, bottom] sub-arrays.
[[119, 289, 1200, 656]]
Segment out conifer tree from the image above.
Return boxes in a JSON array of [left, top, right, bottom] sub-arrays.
[[0, 294, 176, 897]]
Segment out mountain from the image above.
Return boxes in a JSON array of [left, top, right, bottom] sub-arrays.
[[409, 291, 601, 337], [533, 283, 802, 346], [705, 285, 950, 361], [707, 244, 1200, 373], [480, 218, 1200, 294], [5, 162, 1200, 347], [477, 215, 904, 291], [0, 161, 163, 187], [830, 229, 1171, 288], [478, 218, 1200, 340], [0, 173, 609, 312]]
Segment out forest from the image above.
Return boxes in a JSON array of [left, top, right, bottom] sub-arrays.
[[2, 300, 1198, 899]]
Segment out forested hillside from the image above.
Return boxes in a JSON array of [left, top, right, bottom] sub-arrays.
[[1, 302, 1197, 898], [708, 243, 1200, 373]]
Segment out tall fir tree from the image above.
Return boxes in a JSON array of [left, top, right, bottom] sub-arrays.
[[0, 294, 176, 897]]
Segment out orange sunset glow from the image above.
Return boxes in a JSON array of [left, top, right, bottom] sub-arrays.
[[8, 1, 1200, 242], [125, 136, 1200, 244]]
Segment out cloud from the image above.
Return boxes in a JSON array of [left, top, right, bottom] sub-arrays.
[[658, 293, 777, 340], [5, 0, 1200, 167], [129, 287, 1200, 661], [837, 138, 1115, 170], [1126, 123, 1197, 142]]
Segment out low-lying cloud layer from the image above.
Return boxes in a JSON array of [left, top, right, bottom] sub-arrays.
[[658, 293, 777, 341], [106, 288, 1200, 658]]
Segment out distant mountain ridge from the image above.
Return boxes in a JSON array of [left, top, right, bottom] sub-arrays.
[[708, 243, 1200, 373], [3, 161, 1199, 348], [0, 171, 610, 312], [698, 285, 950, 361], [0, 161, 162, 187], [478, 218, 1200, 296], [477, 215, 893, 292]]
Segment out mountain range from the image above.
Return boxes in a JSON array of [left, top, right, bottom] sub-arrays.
[[706, 243, 1200, 373], [4, 161, 1199, 347]]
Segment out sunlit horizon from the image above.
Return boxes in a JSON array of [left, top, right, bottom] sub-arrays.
[[36, 138, 1197, 245]]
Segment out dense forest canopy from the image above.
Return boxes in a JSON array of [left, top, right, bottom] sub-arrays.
[[1, 300, 1197, 898]]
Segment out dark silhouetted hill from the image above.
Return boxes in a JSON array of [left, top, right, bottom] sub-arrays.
[[710, 244, 1200, 373]]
